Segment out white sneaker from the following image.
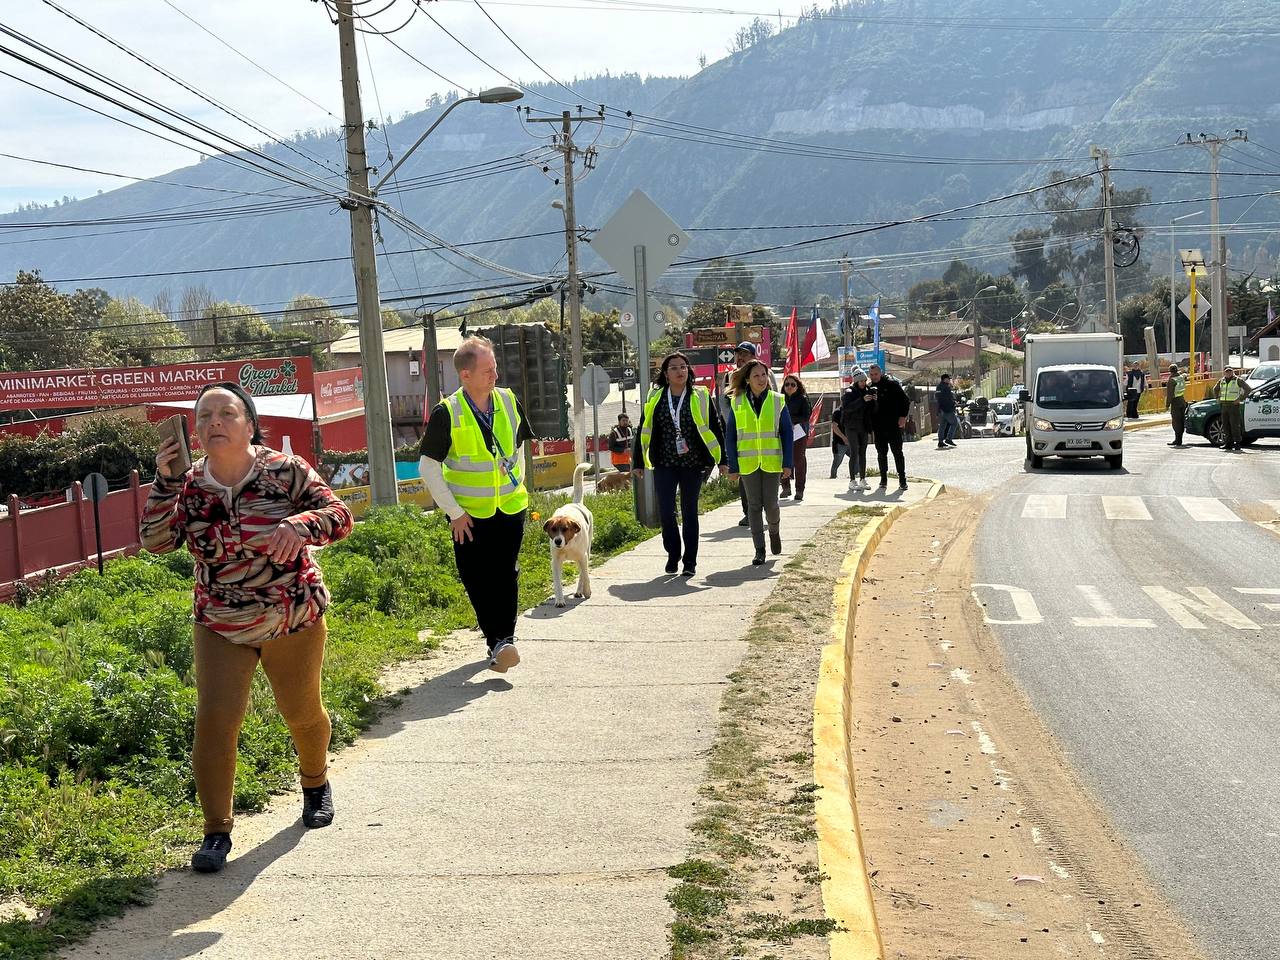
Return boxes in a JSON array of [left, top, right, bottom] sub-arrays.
[[847, 480, 859, 493]]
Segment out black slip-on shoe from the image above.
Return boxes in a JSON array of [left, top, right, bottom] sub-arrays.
[[302, 782, 335, 829], [191, 832, 233, 873]]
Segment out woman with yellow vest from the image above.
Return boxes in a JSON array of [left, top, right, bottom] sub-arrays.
[[633, 351, 727, 577], [725, 360, 795, 566], [419, 337, 532, 672]]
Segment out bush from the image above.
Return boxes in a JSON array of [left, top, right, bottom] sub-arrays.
[[0, 415, 160, 501]]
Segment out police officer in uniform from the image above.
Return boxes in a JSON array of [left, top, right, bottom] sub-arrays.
[[1213, 366, 1253, 451], [1167, 364, 1188, 447], [419, 336, 532, 672]]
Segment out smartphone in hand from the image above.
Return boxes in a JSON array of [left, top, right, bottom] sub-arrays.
[[156, 413, 192, 475]]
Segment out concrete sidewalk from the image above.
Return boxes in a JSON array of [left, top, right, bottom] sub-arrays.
[[65, 451, 924, 960]]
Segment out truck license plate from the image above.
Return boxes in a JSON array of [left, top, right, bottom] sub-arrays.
[[1064, 438, 1093, 448]]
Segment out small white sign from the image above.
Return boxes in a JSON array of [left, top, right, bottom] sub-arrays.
[[1178, 291, 1210, 319]]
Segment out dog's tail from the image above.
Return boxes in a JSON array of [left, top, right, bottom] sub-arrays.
[[571, 462, 590, 504]]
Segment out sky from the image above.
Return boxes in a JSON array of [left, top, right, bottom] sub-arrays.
[[1, 0, 817, 210]]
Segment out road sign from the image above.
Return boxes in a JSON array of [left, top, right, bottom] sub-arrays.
[[579, 363, 611, 406], [82, 472, 108, 502], [82, 472, 108, 575], [587, 190, 690, 288], [1179, 291, 1210, 319], [621, 311, 667, 352], [690, 327, 733, 347], [1228, 325, 1248, 337], [619, 310, 635, 330], [717, 347, 736, 365]]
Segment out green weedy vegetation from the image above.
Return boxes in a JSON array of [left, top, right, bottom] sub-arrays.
[[0, 478, 739, 958]]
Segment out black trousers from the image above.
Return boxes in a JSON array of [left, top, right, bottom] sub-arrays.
[[655, 465, 704, 567], [1126, 388, 1141, 419], [873, 424, 906, 484], [1171, 399, 1186, 443], [452, 507, 526, 648]]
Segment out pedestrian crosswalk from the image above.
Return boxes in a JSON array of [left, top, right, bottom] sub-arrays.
[[1017, 494, 1280, 523]]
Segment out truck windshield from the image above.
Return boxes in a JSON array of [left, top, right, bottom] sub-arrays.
[[1035, 370, 1120, 409]]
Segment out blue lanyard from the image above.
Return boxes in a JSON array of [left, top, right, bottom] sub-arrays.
[[464, 390, 517, 485]]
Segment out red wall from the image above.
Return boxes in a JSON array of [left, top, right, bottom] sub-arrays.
[[1, 473, 150, 597]]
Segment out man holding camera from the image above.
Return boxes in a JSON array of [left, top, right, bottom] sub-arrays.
[[867, 364, 910, 491]]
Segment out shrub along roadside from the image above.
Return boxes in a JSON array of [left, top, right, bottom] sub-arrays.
[[0, 476, 739, 958]]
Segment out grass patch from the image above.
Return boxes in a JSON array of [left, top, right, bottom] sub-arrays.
[[666, 509, 870, 960], [0, 478, 741, 958]]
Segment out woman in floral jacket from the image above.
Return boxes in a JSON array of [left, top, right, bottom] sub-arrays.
[[141, 382, 353, 874]]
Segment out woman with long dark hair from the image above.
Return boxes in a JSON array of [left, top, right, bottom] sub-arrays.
[[725, 360, 794, 565], [779, 374, 812, 501], [633, 352, 727, 576]]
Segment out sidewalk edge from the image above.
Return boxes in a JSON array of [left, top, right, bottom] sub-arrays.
[[1124, 415, 1172, 432], [815, 480, 945, 960]]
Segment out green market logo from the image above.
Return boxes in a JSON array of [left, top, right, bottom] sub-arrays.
[[239, 361, 300, 396]]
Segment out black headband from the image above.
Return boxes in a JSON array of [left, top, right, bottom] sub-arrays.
[[196, 382, 263, 443]]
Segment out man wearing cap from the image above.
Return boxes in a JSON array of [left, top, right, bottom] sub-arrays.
[[1212, 366, 1252, 451], [720, 341, 776, 526]]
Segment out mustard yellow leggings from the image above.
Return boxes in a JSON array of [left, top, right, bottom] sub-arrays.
[[193, 618, 331, 834]]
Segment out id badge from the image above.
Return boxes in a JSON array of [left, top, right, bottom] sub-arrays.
[[675, 437, 690, 455]]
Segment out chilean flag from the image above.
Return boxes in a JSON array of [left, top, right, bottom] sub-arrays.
[[802, 306, 830, 366]]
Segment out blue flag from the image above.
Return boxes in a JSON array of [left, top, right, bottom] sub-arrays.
[[869, 298, 881, 355]]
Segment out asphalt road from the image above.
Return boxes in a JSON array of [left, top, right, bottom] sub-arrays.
[[944, 428, 1280, 960]]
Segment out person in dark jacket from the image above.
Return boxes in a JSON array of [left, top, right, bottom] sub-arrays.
[[935, 374, 959, 449], [779, 374, 813, 501], [838, 369, 873, 491], [829, 401, 848, 478], [633, 351, 727, 576], [867, 364, 910, 491]]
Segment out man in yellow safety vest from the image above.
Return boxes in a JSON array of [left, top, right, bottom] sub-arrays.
[[1212, 366, 1253, 452], [419, 336, 532, 672], [1166, 364, 1188, 447]]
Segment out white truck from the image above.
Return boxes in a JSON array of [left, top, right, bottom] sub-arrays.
[[1020, 332, 1126, 470]]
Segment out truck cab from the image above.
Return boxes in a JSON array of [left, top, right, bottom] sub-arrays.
[[1021, 333, 1126, 470]]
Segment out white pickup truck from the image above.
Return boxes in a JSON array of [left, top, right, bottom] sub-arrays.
[[1020, 332, 1126, 470]]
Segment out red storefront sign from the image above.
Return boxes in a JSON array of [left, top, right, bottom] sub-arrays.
[[314, 367, 364, 419], [0, 357, 313, 412]]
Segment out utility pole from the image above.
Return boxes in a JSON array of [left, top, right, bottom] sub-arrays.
[[528, 111, 603, 464], [335, 1, 396, 505], [1181, 131, 1247, 371], [420, 311, 441, 413], [972, 316, 983, 395], [1091, 146, 1118, 333], [841, 256, 852, 350]]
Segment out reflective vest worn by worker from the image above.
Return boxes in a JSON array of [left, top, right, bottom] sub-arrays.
[[1219, 378, 1244, 403], [639, 385, 721, 469], [1173, 374, 1187, 399], [732, 389, 784, 474], [442, 387, 529, 518]]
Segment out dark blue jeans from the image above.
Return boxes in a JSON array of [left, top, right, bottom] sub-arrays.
[[654, 465, 704, 568]]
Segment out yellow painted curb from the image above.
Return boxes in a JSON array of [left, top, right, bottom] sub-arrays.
[[815, 481, 945, 960]]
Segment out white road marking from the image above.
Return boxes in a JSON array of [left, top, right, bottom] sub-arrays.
[[1234, 588, 1280, 624], [1022, 494, 1067, 519], [1142, 586, 1261, 630], [1071, 585, 1156, 628], [971, 584, 1044, 624], [1102, 496, 1152, 521], [1177, 496, 1241, 522]]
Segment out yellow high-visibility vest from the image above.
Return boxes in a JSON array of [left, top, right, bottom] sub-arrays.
[[441, 387, 529, 518], [639, 385, 721, 469], [732, 390, 784, 475], [1219, 378, 1243, 402]]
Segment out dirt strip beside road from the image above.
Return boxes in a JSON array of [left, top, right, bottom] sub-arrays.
[[850, 491, 1209, 960]]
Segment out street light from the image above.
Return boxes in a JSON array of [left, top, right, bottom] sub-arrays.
[[373, 86, 524, 191], [1169, 209, 1205, 354]]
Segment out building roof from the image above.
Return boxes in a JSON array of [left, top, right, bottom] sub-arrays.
[[330, 324, 465, 356], [878, 319, 970, 339]]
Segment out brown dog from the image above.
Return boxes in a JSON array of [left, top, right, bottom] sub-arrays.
[[595, 470, 632, 494], [543, 463, 593, 607]]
